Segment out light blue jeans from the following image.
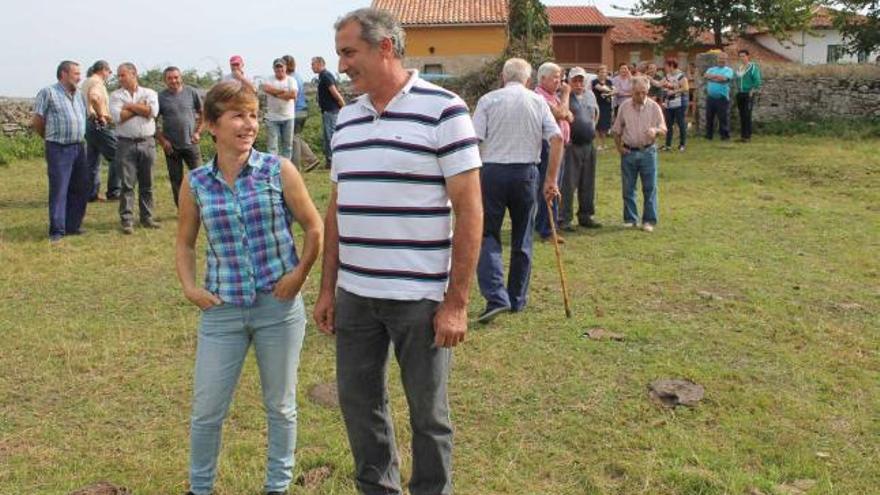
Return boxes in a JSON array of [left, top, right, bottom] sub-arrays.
[[266, 118, 294, 159], [189, 293, 306, 495], [620, 146, 659, 225]]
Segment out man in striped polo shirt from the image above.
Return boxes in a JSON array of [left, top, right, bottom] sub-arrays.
[[314, 8, 483, 495], [32, 60, 90, 242]]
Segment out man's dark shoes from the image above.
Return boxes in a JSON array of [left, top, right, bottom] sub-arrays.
[[560, 223, 577, 232], [477, 304, 511, 324], [141, 219, 161, 229], [121, 224, 134, 235], [579, 219, 602, 229], [69, 228, 87, 235]]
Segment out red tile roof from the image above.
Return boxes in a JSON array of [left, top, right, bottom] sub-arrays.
[[546, 6, 614, 27], [608, 17, 716, 46], [371, 0, 508, 26]]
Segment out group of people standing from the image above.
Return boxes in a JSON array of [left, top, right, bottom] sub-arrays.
[[32, 52, 346, 242], [30, 6, 765, 495]]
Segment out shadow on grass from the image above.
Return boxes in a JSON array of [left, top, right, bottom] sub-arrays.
[[0, 219, 124, 243]]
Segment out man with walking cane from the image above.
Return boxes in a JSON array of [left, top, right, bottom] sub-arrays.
[[472, 57, 564, 324]]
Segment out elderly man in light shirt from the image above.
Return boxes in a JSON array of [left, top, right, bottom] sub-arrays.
[[110, 62, 160, 234], [611, 76, 666, 232], [472, 57, 563, 323]]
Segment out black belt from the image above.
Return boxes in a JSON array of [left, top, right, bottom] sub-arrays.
[[118, 136, 153, 143], [624, 144, 655, 152]]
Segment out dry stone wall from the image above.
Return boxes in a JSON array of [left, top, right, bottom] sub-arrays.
[[694, 53, 880, 126], [0, 98, 33, 136]]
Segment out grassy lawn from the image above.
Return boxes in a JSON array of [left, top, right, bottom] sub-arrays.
[[0, 135, 878, 494]]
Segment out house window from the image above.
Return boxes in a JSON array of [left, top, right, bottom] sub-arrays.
[[630, 51, 641, 64], [423, 64, 444, 75], [827, 44, 845, 63]]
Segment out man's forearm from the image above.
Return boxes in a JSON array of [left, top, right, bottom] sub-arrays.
[[546, 136, 564, 183], [318, 199, 340, 295], [444, 178, 482, 309]]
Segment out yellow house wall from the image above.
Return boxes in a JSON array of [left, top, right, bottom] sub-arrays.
[[406, 25, 507, 57]]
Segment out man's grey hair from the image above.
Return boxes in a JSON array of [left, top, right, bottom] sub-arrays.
[[631, 76, 650, 91], [56, 61, 79, 80], [118, 62, 138, 75], [334, 8, 406, 59], [537, 62, 561, 81], [502, 58, 531, 84]]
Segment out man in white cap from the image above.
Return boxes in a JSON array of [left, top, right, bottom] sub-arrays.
[[560, 66, 601, 230]]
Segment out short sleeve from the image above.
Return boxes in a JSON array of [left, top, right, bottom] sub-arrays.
[[33, 88, 49, 117], [471, 96, 488, 141], [109, 91, 123, 123], [540, 99, 562, 141], [289, 78, 298, 93], [148, 90, 160, 119], [191, 88, 203, 112], [435, 97, 481, 178]]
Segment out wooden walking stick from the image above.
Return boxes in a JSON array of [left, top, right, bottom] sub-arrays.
[[545, 197, 572, 318]]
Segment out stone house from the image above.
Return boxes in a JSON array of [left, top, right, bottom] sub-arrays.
[[371, 0, 508, 76]]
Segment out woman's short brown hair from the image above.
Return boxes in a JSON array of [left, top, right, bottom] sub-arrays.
[[203, 80, 259, 124]]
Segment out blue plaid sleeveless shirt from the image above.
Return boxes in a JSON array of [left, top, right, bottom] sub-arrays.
[[188, 149, 299, 306]]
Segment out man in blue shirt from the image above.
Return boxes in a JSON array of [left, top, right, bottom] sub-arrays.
[[311, 56, 346, 169], [32, 60, 90, 242], [703, 52, 735, 141]]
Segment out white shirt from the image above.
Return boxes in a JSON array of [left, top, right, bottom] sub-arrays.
[[471, 82, 561, 164], [330, 70, 482, 302], [264, 76, 298, 121], [110, 86, 159, 138]]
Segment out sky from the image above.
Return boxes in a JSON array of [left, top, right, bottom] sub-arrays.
[[0, 0, 636, 97]]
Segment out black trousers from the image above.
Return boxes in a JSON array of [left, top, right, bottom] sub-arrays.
[[736, 92, 754, 140], [705, 96, 731, 140], [165, 145, 202, 207]]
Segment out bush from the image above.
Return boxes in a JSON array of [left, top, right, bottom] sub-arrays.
[[0, 133, 43, 166]]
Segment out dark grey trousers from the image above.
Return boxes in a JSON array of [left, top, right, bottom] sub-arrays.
[[560, 141, 598, 227], [335, 288, 453, 495], [117, 137, 156, 225], [164, 144, 201, 207]]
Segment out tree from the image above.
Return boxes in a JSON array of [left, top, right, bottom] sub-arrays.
[[630, 0, 818, 49], [831, 1, 880, 56]]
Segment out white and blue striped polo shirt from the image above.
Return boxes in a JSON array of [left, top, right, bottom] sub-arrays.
[[330, 71, 482, 302]]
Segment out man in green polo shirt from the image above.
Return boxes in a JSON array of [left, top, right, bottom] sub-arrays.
[[735, 49, 762, 143]]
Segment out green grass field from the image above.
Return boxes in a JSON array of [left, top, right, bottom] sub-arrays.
[[1, 135, 878, 494]]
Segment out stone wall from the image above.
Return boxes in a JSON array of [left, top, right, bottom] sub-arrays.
[[693, 53, 880, 128], [0, 97, 33, 136]]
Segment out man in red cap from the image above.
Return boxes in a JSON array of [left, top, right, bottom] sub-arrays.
[[224, 55, 256, 92]]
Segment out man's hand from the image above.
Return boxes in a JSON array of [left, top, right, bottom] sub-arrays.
[[272, 270, 306, 300], [560, 81, 571, 94], [160, 139, 173, 154], [433, 302, 467, 348], [543, 179, 560, 204], [313, 290, 336, 335], [261, 83, 275, 95], [617, 145, 629, 156], [647, 127, 658, 139], [191, 132, 201, 144], [184, 287, 222, 310]]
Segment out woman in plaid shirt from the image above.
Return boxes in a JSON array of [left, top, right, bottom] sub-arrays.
[[175, 79, 323, 495]]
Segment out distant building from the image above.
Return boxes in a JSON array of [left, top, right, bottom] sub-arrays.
[[372, 0, 508, 76]]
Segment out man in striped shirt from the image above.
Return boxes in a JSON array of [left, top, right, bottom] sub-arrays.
[[32, 60, 90, 242], [313, 8, 482, 495]]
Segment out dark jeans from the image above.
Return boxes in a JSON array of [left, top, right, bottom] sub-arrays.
[[335, 289, 453, 495], [45, 141, 89, 238], [705, 96, 730, 140], [117, 137, 156, 225], [535, 140, 562, 239], [560, 142, 597, 227], [85, 120, 120, 198], [164, 145, 202, 207], [736, 92, 754, 140], [477, 162, 539, 311], [321, 110, 338, 165], [664, 100, 688, 148]]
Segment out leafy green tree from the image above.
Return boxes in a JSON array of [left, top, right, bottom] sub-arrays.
[[831, 1, 880, 56], [631, 0, 818, 48]]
